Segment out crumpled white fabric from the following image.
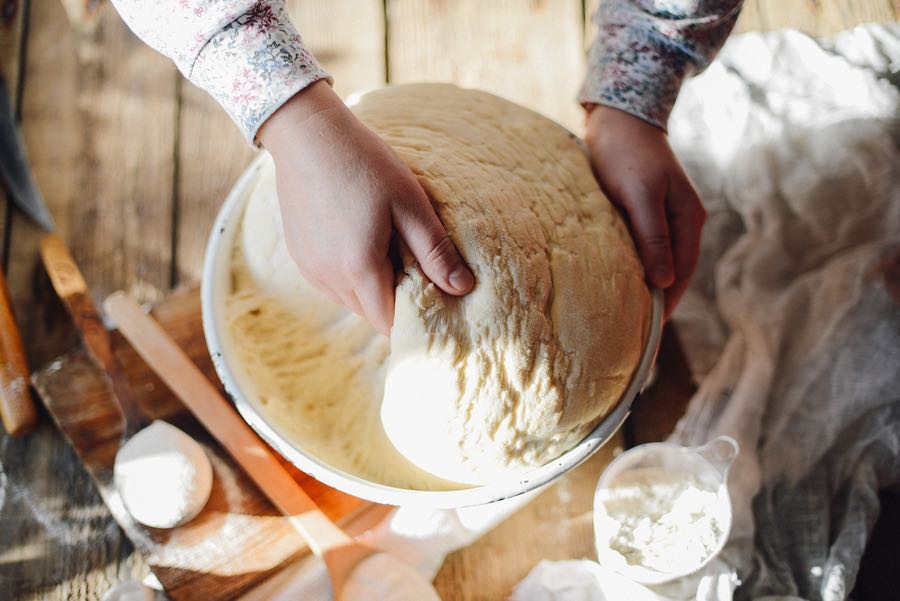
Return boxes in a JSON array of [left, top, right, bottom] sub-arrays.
[[514, 22, 900, 601], [225, 23, 900, 601]]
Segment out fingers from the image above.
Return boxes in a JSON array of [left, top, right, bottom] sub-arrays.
[[392, 188, 475, 295], [617, 180, 676, 290], [663, 176, 706, 318], [352, 258, 396, 336]]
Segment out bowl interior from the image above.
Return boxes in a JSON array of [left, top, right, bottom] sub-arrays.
[[201, 153, 664, 509], [592, 442, 733, 584]]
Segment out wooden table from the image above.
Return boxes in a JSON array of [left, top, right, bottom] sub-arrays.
[[0, 1, 895, 599]]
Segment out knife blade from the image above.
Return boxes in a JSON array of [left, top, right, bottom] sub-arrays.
[[0, 72, 54, 232]]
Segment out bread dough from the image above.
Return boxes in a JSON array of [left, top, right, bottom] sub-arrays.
[[226, 84, 649, 488], [360, 85, 651, 484], [114, 420, 213, 529], [226, 161, 456, 490]]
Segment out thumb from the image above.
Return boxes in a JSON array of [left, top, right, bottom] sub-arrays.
[[392, 189, 475, 295]]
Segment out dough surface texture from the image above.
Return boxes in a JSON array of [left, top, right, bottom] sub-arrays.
[[363, 84, 651, 484], [227, 84, 650, 488]]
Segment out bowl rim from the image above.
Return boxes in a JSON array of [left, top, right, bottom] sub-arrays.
[[201, 151, 664, 509]]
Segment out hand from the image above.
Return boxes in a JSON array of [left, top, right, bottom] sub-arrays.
[[258, 81, 475, 335], [585, 105, 705, 318]]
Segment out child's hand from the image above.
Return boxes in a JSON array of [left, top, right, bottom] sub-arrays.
[[258, 81, 475, 335], [585, 105, 706, 318]]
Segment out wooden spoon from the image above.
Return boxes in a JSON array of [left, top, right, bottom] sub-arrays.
[[103, 291, 377, 597], [39, 233, 144, 438]]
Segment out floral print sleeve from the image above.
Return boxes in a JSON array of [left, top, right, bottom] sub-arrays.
[[110, 0, 331, 144], [580, 0, 743, 130]]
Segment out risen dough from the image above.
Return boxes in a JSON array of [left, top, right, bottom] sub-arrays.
[[227, 84, 649, 488], [361, 85, 651, 484]]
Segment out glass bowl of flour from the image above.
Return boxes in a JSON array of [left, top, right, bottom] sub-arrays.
[[593, 436, 738, 584]]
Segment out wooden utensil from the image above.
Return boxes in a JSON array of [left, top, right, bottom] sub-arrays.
[[39, 233, 144, 436], [0, 268, 37, 435], [30, 286, 375, 601], [0, 66, 51, 436], [103, 291, 378, 597]]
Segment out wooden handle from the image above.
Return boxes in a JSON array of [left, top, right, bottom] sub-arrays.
[[39, 233, 142, 431], [103, 291, 353, 557], [0, 268, 38, 435]]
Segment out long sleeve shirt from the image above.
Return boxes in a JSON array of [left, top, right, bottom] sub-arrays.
[[111, 0, 743, 143], [580, 0, 743, 130]]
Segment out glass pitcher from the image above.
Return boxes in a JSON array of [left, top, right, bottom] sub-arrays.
[[593, 435, 739, 585]]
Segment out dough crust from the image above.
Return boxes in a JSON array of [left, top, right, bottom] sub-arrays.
[[355, 84, 651, 484]]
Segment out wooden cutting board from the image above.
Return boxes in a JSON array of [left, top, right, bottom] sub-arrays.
[[31, 287, 382, 600]]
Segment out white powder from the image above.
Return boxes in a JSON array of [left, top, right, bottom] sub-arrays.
[[342, 553, 441, 601], [114, 420, 213, 529], [595, 467, 724, 575]]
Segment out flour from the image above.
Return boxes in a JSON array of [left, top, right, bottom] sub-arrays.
[[342, 553, 442, 601], [114, 421, 213, 529], [595, 467, 724, 575]]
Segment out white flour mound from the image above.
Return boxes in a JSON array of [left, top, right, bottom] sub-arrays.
[[596, 467, 724, 575], [342, 553, 441, 601], [114, 420, 213, 529]]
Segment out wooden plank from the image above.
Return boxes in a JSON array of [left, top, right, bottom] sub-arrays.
[[588, 1, 898, 47], [172, 83, 253, 286], [754, 0, 898, 36], [174, 0, 385, 286], [0, 419, 121, 601], [388, 0, 586, 133], [28, 287, 369, 600], [434, 433, 624, 600], [733, 0, 768, 35], [0, 2, 115, 601], [0, 0, 25, 115], [0, 0, 27, 261], [0, 0, 178, 599], [8, 0, 177, 368], [287, 0, 386, 100]]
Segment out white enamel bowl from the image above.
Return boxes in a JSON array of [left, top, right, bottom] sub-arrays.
[[201, 152, 664, 508]]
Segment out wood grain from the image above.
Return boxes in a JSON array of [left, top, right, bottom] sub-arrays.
[[0, 268, 37, 435], [174, 0, 386, 287], [286, 0, 386, 100], [0, 0, 30, 432], [434, 433, 623, 600], [0, 1, 127, 599], [0, 0, 26, 253], [31, 287, 369, 601], [9, 0, 177, 369], [2, 1, 897, 599], [748, 0, 897, 35], [388, 0, 586, 133], [585, 0, 899, 47], [0, 1, 177, 598]]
